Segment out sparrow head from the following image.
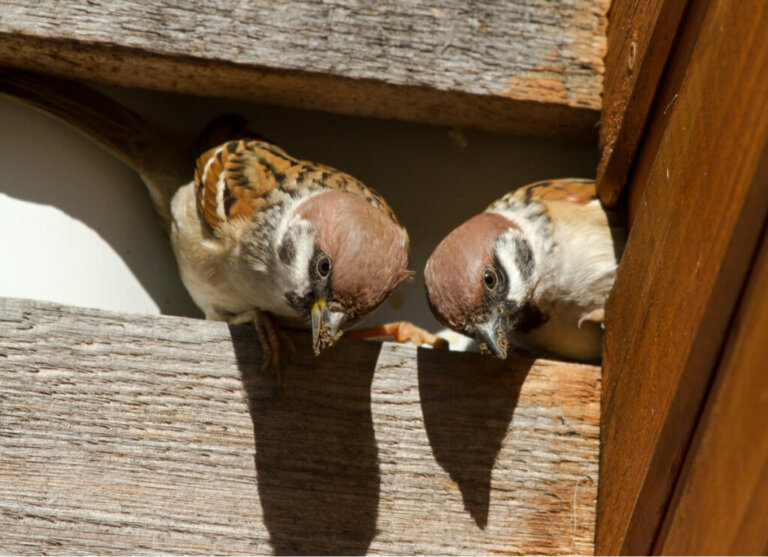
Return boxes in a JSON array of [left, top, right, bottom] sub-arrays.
[[286, 190, 411, 355], [424, 212, 546, 359]]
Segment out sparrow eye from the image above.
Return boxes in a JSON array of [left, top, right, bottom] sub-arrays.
[[482, 267, 498, 291], [316, 254, 332, 278]]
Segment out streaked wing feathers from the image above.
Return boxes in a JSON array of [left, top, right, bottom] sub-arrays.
[[510, 178, 597, 206], [194, 138, 400, 235]]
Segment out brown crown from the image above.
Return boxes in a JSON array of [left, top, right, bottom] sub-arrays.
[[298, 190, 411, 319], [424, 212, 517, 331]]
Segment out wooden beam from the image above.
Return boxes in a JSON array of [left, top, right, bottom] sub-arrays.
[[655, 224, 768, 555], [0, 0, 607, 141], [0, 297, 600, 554], [597, 0, 768, 553], [596, 0, 689, 206]]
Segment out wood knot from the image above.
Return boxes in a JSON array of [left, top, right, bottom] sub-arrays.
[[627, 41, 637, 74]]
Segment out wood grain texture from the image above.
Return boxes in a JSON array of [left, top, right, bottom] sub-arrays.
[[596, 0, 689, 206], [655, 226, 768, 555], [0, 297, 600, 555], [0, 0, 607, 141], [597, 0, 768, 554], [622, 0, 709, 227]]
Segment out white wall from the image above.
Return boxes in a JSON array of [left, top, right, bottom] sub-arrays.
[[0, 94, 200, 317], [0, 85, 598, 333]]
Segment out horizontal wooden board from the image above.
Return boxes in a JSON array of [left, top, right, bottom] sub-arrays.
[[0, 0, 607, 140], [0, 297, 600, 555], [597, 0, 768, 553]]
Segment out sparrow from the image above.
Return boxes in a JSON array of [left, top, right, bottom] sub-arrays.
[[424, 179, 626, 363], [0, 68, 418, 370], [175, 117, 415, 364]]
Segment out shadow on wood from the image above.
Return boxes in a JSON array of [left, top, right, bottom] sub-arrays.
[[417, 348, 530, 529], [231, 321, 533, 543], [230, 324, 380, 555]]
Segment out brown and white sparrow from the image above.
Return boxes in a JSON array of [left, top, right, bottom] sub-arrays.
[[0, 69, 417, 367], [424, 179, 626, 363]]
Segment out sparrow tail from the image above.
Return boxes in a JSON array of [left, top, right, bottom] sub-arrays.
[[0, 67, 191, 226]]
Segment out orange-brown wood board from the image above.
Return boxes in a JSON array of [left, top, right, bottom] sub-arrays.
[[597, 0, 768, 553], [597, 0, 689, 207], [656, 225, 768, 555]]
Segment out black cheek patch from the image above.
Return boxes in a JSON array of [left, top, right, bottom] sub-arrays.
[[515, 237, 535, 281], [278, 235, 296, 265], [285, 291, 314, 321]]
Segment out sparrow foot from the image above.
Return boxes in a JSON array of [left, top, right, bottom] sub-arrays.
[[230, 308, 294, 388], [578, 308, 605, 329], [349, 321, 449, 349]]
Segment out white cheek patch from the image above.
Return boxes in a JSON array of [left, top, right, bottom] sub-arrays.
[[275, 215, 316, 294], [494, 233, 531, 304]]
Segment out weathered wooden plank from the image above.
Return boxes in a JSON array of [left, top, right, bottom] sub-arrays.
[[597, 0, 768, 553], [655, 226, 768, 555], [0, 297, 600, 555], [596, 0, 689, 206], [0, 0, 607, 140]]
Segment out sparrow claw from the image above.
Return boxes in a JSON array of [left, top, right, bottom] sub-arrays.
[[230, 308, 288, 389], [578, 308, 606, 329], [349, 321, 449, 349]]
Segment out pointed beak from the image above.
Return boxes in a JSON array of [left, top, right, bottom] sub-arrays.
[[311, 298, 346, 355], [475, 308, 509, 359]]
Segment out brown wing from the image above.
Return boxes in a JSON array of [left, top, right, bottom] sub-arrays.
[[491, 178, 626, 255], [195, 139, 276, 233], [516, 178, 627, 229], [194, 137, 401, 235], [510, 178, 598, 206], [486, 178, 603, 221]]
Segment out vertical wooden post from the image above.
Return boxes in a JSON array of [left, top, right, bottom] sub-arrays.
[[597, 0, 689, 206], [655, 225, 768, 555], [597, 0, 768, 553]]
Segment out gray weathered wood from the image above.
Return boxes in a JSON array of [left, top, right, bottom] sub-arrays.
[[0, 0, 607, 140], [0, 297, 599, 555]]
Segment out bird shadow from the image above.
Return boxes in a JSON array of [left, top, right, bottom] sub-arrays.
[[417, 348, 533, 529], [229, 323, 380, 555]]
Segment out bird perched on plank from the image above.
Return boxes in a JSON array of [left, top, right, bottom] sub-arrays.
[[424, 179, 626, 363], [0, 68, 423, 371]]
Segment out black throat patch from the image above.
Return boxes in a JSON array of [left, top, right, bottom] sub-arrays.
[[507, 300, 548, 334]]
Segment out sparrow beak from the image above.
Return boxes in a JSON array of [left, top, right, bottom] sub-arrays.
[[475, 308, 509, 359], [311, 298, 346, 356]]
